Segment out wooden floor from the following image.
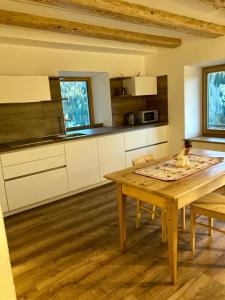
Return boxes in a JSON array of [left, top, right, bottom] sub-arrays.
[[4, 183, 225, 300]]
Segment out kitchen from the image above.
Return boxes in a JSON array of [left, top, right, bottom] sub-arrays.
[[1, 0, 225, 299]]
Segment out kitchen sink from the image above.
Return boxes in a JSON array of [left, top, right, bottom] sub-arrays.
[[56, 132, 87, 138]]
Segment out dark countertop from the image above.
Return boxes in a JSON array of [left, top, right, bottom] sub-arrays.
[[0, 122, 168, 154]]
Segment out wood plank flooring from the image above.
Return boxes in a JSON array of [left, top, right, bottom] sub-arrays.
[[4, 183, 225, 300]]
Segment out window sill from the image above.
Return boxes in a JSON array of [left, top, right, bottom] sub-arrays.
[[190, 136, 225, 145]]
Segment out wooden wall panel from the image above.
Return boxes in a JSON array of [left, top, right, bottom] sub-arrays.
[[146, 75, 168, 123], [0, 101, 64, 143], [111, 75, 168, 126]]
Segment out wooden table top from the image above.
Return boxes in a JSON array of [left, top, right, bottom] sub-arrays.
[[105, 149, 225, 202]]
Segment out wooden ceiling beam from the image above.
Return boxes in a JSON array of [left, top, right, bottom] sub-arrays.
[[201, 0, 225, 8], [0, 9, 181, 48], [27, 0, 225, 37]]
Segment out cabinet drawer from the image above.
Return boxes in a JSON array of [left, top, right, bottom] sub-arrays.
[[3, 155, 66, 180], [1, 144, 64, 167], [148, 126, 168, 146], [124, 129, 148, 151], [125, 147, 149, 168], [6, 167, 68, 210]]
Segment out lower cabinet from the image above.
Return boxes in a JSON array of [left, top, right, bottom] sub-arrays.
[[0, 163, 8, 213], [5, 167, 68, 210], [65, 138, 100, 191], [97, 134, 125, 180], [125, 147, 149, 167], [126, 142, 169, 167], [148, 142, 169, 160]]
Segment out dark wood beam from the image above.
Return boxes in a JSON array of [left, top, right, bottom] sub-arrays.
[[0, 9, 181, 48], [27, 0, 225, 37]]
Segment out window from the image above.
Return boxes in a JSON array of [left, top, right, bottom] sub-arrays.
[[59, 77, 94, 129], [203, 64, 225, 136]]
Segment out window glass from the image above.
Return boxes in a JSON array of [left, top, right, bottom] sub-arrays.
[[207, 71, 225, 130], [60, 80, 91, 129]]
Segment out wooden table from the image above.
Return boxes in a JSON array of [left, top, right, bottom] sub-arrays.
[[104, 149, 225, 284]]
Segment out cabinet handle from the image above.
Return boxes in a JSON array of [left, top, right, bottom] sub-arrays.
[[5, 165, 66, 182]]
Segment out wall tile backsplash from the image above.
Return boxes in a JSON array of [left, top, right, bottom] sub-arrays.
[[0, 100, 64, 143]]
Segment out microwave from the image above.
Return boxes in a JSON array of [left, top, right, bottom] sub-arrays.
[[134, 110, 158, 124]]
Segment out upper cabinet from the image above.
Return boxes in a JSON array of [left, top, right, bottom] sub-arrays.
[[0, 76, 51, 103], [123, 76, 157, 96]]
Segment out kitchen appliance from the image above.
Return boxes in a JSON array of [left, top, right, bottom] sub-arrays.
[[133, 110, 158, 124], [126, 112, 136, 125]]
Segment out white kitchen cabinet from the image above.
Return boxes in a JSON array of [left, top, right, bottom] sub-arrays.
[[0, 76, 51, 103], [65, 138, 100, 191], [147, 142, 169, 160], [0, 161, 8, 213], [124, 129, 148, 151], [98, 133, 125, 180], [125, 147, 149, 168], [148, 125, 168, 146], [1, 144, 64, 167], [3, 155, 66, 180], [6, 167, 68, 210], [123, 76, 157, 96]]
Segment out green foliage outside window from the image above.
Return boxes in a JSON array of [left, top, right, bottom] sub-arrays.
[[208, 71, 225, 130], [60, 81, 91, 129]]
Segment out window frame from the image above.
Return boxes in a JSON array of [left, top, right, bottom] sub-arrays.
[[202, 64, 225, 137], [59, 77, 95, 130]]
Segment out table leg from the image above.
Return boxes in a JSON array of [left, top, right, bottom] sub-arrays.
[[167, 201, 178, 284], [117, 184, 127, 253]]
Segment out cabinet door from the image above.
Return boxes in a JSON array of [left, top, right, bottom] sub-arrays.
[[6, 167, 68, 210], [147, 142, 169, 160], [148, 126, 168, 146], [124, 129, 148, 151], [65, 139, 100, 191], [125, 147, 148, 168], [0, 76, 51, 103], [0, 161, 8, 213], [98, 134, 125, 180]]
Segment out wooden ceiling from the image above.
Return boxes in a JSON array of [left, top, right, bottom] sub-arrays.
[[1, 0, 225, 48], [0, 9, 181, 48], [201, 0, 225, 8], [27, 0, 225, 37]]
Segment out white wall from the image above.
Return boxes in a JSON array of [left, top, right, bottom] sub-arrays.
[[0, 41, 145, 127], [145, 36, 225, 154], [184, 66, 202, 139], [0, 42, 145, 78]]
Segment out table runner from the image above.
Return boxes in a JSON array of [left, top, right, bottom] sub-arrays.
[[134, 154, 224, 181]]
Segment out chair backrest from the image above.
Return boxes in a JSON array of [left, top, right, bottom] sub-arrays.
[[132, 154, 154, 167]]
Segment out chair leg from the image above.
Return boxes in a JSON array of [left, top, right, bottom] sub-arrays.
[[181, 207, 186, 230], [151, 205, 156, 220], [161, 209, 167, 243], [190, 207, 196, 252], [136, 200, 142, 229], [208, 217, 214, 236]]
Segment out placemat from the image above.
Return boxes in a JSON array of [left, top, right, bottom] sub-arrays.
[[134, 154, 224, 181]]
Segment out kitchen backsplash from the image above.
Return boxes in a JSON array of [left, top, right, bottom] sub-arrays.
[[0, 100, 64, 143]]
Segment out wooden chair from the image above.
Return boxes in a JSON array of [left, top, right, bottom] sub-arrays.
[[191, 192, 225, 251], [132, 154, 167, 242]]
